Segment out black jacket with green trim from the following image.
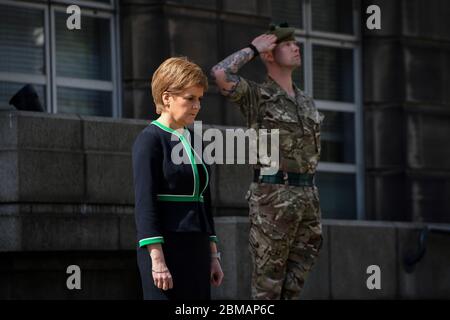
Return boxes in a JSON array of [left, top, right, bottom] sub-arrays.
[[132, 120, 217, 248]]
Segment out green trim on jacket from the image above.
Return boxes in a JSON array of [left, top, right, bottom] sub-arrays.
[[151, 120, 209, 203], [139, 236, 165, 247]]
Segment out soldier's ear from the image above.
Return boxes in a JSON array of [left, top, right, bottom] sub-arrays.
[[261, 51, 274, 63]]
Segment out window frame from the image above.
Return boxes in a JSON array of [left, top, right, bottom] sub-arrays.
[[293, 0, 364, 220], [0, 0, 51, 110], [50, 0, 114, 11], [307, 0, 360, 41], [50, 4, 119, 116], [293, 38, 307, 92], [0, 0, 121, 117]]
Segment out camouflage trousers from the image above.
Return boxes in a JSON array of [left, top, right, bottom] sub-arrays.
[[246, 182, 323, 300]]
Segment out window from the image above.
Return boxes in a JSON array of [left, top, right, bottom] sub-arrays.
[[311, 0, 354, 35], [313, 45, 354, 102], [0, 0, 120, 117], [271, 0, 303, 29], [271, 0, 364, 220], [292, 41, 305, 91], [0, 2, 48, 109]]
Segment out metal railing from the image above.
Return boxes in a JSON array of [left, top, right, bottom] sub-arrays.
[[403, 225, 450, 273]]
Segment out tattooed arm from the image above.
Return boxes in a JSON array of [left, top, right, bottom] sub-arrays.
[[210, 34, 277, 97]]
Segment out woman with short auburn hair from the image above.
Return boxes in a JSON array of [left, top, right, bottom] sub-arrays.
[[132, 57, 223, 300]]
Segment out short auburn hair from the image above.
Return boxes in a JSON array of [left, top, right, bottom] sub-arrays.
[[151, 57, 208, 114]]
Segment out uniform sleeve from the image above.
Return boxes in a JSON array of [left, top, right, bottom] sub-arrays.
[[132, 130, 165, 248], [228, 76, 262, 128]]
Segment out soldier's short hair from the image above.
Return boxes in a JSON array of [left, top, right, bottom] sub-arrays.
[[151, 57, 208, 114]]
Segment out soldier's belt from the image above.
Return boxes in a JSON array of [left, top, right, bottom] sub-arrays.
[[253, 169, 315, 187]]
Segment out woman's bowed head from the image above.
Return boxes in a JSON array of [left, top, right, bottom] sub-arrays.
[[151, 57, 208, 130]]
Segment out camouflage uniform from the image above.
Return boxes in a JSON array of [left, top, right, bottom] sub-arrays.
[[229, 76, 324, 300]]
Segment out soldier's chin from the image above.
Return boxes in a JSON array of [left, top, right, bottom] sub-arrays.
[[289, 62, 301, 70]]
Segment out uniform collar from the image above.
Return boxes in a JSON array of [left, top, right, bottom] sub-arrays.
[[264, 75, 303, 104]]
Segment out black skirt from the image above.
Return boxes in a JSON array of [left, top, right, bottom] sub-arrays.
[[137, 232, 211, 300]]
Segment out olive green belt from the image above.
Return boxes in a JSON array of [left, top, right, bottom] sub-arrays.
[[253, 169, 315, 187]]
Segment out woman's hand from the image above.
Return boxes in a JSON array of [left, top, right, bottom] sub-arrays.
[[210, 258, 224, 287], [148, 243, 173, 291], [151, 260, 173, 291]]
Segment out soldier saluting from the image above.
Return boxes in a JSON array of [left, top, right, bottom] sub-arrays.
[[211, 23, 324, 300]]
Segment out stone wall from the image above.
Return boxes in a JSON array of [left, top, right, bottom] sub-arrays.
[[1, 111, 449, 299], [362, 0, 450, 222], [2, 214, 449, 299]]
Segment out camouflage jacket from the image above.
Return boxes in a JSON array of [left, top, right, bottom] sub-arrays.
[[229, 76, 324, 174]]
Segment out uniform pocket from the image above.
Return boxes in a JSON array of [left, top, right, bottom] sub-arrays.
[[301, 111, 324, 154], [264, 107, 304, 135], [249, 226, 270, 267], [249, 183, 276, 207]]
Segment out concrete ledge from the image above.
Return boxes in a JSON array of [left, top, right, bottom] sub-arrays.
[[0, 204, 134, 252], [211, 219, 450, 300], [0, 212, 449, 299], [0, 110, 81, 150], [212, 217, 251, 299], [81, 116, 147, 153], [19, 150, 85, 202], [0, 111, 259, 206], [398, 226, 450, 299], [329, 223, 397, 299], [0, 151, 18, 201], [85, 152, 134, 204]]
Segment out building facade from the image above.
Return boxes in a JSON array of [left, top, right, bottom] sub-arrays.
[[1, 0, 449, 299]]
